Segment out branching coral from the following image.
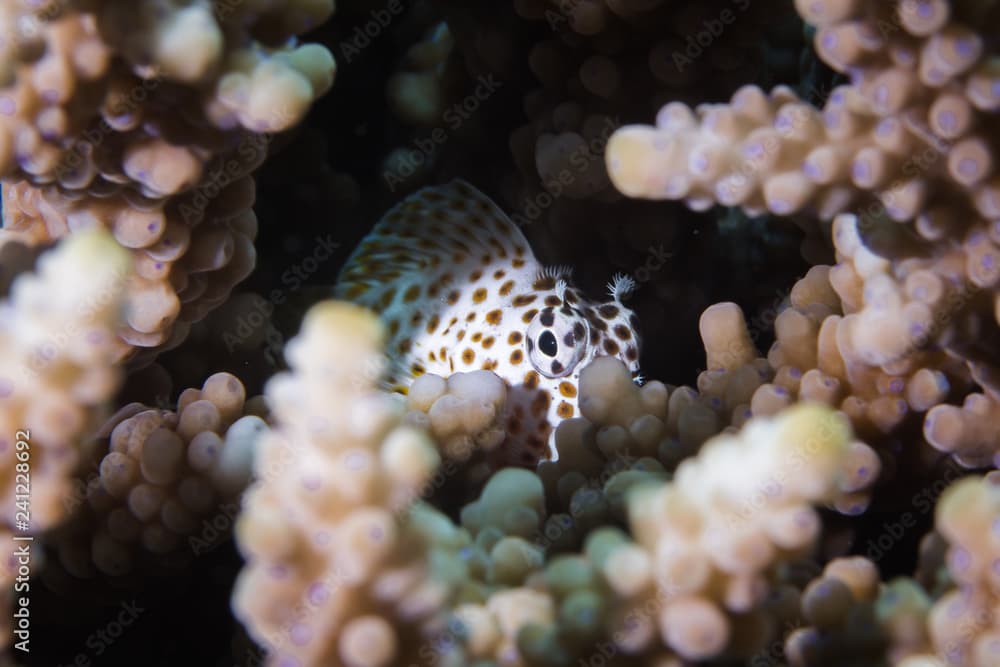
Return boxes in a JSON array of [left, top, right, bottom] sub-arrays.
[[923, 473, 1000, 666], [1, 176, 258, 358], [0, 0, 336, 360], [2, 1, 1000, 665], [605, 0, 1000, 475], [602, 402, 853, 662], [0, 229, 129, 646], [47, 372, 265, 582], [232, 302, 468, 667], [0, 0, 336, 192]]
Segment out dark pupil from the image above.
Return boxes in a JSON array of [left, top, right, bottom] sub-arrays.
[[539, 330, 558, 357]]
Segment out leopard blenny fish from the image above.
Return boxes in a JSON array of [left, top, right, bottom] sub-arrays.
[[334, 179, 641, 464]]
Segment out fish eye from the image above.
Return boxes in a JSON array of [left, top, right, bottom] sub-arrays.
[[539, 330, 558, 356], [526, 307, 587, 378]]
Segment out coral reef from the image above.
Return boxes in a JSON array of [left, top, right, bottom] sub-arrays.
[[0, 229, 129, 646], [0, 0, 999, 665], [232, 302, 461, 666], [47, 372, 265, 583], [0, 0, 336, 360]]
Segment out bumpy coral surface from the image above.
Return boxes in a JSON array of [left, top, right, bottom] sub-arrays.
[[49, 372, 264, 581], [0, 0, 336, 193], [0, 229, 129, 646], [2, 0, 1000, 665], [0, 0, 336, 359], [233, 302, 461, 667]]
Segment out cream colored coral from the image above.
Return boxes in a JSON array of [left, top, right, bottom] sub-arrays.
[[48, 372, 263, 579], [604, 3, 1000, 426], [610, 403, 852, 661], [0, 0, 336, 191], [926, 474, 1000, 667], [232, 302, 468, 667], [0, 230, 129, 645], [0, 229, 129, 532], [404, 370, 507, 461], [1, 178, 258, 359]]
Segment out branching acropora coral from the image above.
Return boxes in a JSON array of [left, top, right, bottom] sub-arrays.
[[48, 372, 265, 581], [0, 229, 129, 645], [233, 301, 465, 667], [605, 0, 1000, 473], [607, 402, 853, 661], [0, 0, 336, 358], [925, 473, 1000, 666]]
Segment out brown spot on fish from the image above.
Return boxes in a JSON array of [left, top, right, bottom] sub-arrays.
[[533, 276, 556, 290], [462, 348, 475, 364], [559, 382, 577, 398], [508, 331, 523, 344], [472, 287, 488, 303], [486, 309, 503, 325], [603, 339, 620, 355], [499, 280, 516, 296], [598, 304, 620, 319], [613, 324, 632, 340], [403, 285, 420, 303], [510, 349, 524, 364], [512, 294, 537, 307], [524, 370, 540, 389], [557, 401, 574, 418]]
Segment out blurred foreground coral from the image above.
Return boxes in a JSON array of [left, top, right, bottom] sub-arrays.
[[0, 0, 999, 665], [0, 0, 336, 360]]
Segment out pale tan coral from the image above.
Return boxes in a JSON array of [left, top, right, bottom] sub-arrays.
[[232, 302, 468, 667], [47, 372, 263, 580], [0, 229, 129, 531], [0, 229, 129, 645], [607, 403, 853, 662], [605, 2, 1000, 433], [0, 0, 336, 193], [0, 0, 336, 360], [1, 177, 257, 360], [404, 370, 508, 462], [925, 473, 1000, 667]]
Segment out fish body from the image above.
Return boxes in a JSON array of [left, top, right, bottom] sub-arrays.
[[335, 179, 641, 463]]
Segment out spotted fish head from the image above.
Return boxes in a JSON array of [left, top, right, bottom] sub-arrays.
[[509, 272, 641, 452]]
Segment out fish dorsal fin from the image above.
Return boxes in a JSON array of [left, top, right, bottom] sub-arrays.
[[335, 180, 535, 299]]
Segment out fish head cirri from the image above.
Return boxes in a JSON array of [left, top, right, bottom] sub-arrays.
[[334, 179, 642, 465]]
